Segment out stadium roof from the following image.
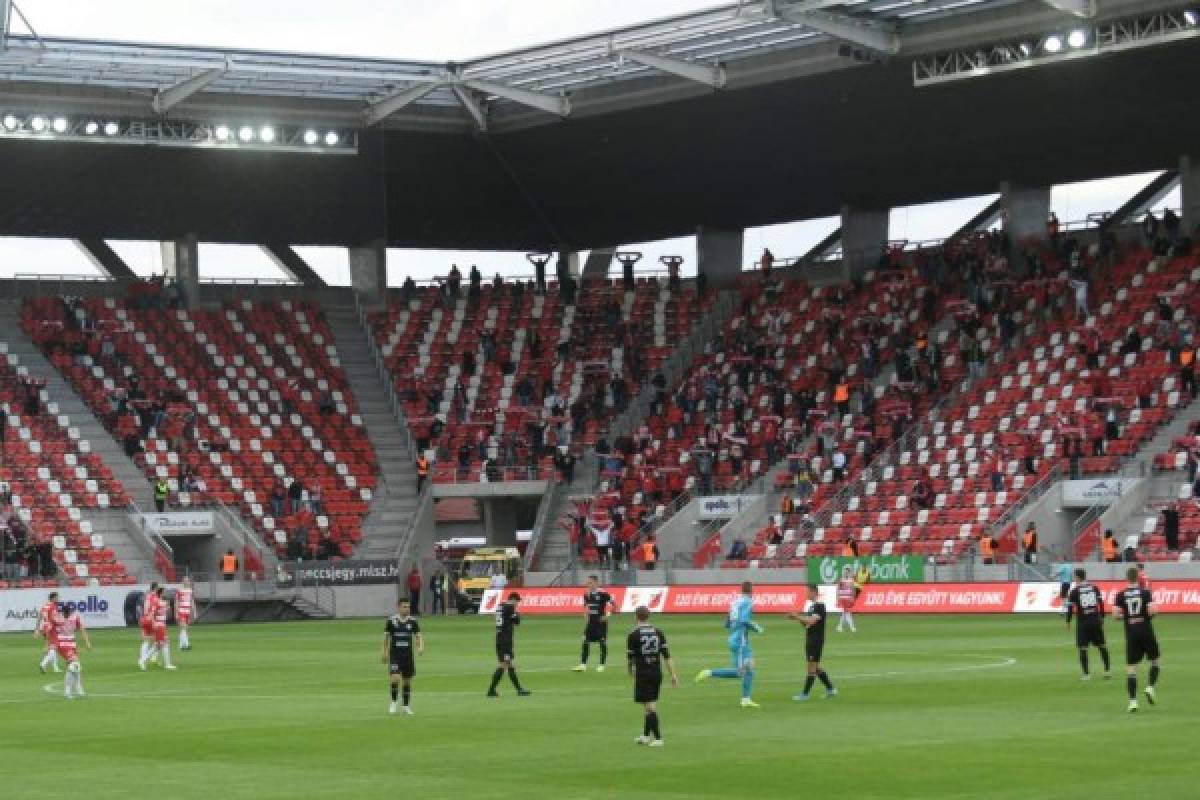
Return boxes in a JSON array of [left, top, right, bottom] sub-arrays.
[[0, 0, 1034, 131]]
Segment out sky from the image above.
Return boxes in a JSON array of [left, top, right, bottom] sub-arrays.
[[0, 0, 1184, 284]]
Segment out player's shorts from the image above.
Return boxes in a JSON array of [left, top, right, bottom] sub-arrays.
[[495, 639, 514, 662], [1125, 630, 1161, 665], [153, 625, 168, 645], [584, 619, 608, 643], [729, 641, 753, 670], [140, 619, 154, 636], [1075, 621, 1106, 649], [389, 654, 415, 679], [56, 644, 78, 662], [177, 612, 191, 625], [633, 672, 663, 704], [805, 639, 825, 664]]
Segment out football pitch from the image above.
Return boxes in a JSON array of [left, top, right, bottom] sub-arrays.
[[1, 613, 1197, 800]]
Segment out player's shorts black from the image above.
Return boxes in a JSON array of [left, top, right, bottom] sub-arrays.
[[1075, 621, 1105, 649], [805, 639, 824, 663], [389, 653, 415, 679], [584, 619, 608, 643], [634, 672, 663, 703], [1125, 630, 1161, 665], [495, 638, 514, 662]]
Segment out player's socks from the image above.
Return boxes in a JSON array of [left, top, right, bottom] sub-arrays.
[[599, 642, 607, 666], [580, 642, 589, 665], [709, 668, 739, 679], [1079, 650, 1089, 676], [488, 668, 504, 694], [740, 669, 755, 700], [803, 675, 816, 695], [390, 685, 399, 702], [1149, 665, 1160, 687], [507, 667, 525, 692], [643, 715, 652, 737], [160, 644, 174, 669], [402, 686, 411, 706], [1126, 675, 1137, 700], [180, 630, 190, 649], [40, 649, 56, 672], [647, 712, 661, 740], [816, 670, 833, 691], [1099, 647, 1111, 673]]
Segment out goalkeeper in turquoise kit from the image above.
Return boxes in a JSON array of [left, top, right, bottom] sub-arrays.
[[695, 582, 762, 707]]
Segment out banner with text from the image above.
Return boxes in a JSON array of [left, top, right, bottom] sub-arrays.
[[696, 495, 762, 520], [142, 511, 215, 535], [1060, 478, 1139, 508], [476, 582, 1200, 615], [0, 585, 154, 632], [807, 555, 926, 584], [278, 560, 401, 587]]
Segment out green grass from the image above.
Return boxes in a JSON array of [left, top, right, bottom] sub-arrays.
[[1, 613, 1197, 799]]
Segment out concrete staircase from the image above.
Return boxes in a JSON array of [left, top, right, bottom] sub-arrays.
[[83, 509, 160, 582], [326, 308, 421, 560], [0, 302, 157, 510]]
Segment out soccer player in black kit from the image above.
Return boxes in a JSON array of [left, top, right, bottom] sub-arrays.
[[380, 599, 423, 715], [1113, 566, 1161, 713], [789, 584, 837, 702], [488, 592, 532, 697], [574, 575, 616, 672], [628, 605, 678, 747], [1065, 568, 1111, 680]]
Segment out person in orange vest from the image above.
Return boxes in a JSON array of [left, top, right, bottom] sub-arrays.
[[840, 538, 858, 558], [220, 549, 238, 581], [833, 382, 850, 417], [1022, 523, 1038, 565], [980, 534, 996, 565], [641, 535, 660, 571], [780, 494, 794, 516], [1180, 345, 1195, 397], [415, 454, 429, 493], [1102, 529, 1119, 563]]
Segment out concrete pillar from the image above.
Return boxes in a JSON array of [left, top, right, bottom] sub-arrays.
[[160, 234, 199, 309], [349, 239, 387, 305], [1181, 155, 1200, 237], [1000, 182, 1051, 242], [839, 206, 888, 278], [695, 225, 744, 287]]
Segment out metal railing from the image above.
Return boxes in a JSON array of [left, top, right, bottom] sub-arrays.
[[1071, 502, 1107, 561], [393, 484, 433, 563], [985, 462, 1064, 542], [523, 477, 562, 572], [124, 499, 176, 580], [214, 499, 274, 579], [355, 293, 417, 459]]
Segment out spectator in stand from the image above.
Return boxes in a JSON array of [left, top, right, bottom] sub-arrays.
[[270, 481, 286, 519], [841, 538, 859, 558], [728, 537, 748, 561], [1179, 337, 1196, 397], [0, 404, 6, 458], [911, 478, 930, 510], [989, 450, 1005, 492], [831, 449, 847, 483], [318, 389, 335, 416], [447, 264, 462, 296], [308, 485, 323, 515], [641, 534, 660, 571], [1162, 503, 1180, 551], [1142, 211, 1159, 246], [1102, 529, 1119, 563], [288, 478, 305, 515], [759, 248, 774, 274]]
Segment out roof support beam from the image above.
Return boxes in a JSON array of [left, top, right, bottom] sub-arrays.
[[790, 11, 901, 55], [1041, 0, 1096, 18], [152, 58, 231, 114], [363, 81, 444, 126], [1, 1, 12, 49], [262, 243, 329, 288], [463, 79, 569, 117], [1101, 170, 1180, 230], [75, 238, 137, 281], [617, 49, 726, 89], [452, 84, 488, 131]]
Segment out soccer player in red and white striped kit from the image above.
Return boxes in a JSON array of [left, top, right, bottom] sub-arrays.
[[57, 604, 92, 699]]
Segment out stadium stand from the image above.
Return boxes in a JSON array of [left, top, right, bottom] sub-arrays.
[[367, 274, 713, 483], [20, 296, 378, 560], [0, 340, 134, 587]]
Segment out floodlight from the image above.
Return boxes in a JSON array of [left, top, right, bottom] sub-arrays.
[[52, 117, 69, 133], [238, 125, 254, 142], [324, 131, 339, 146], [1185, 9, 1198, 25], [2, 114, 18, 130], [1043, 35, 1063, 53], [259, 125, 276, 143], [215, 125, 231, 142], [104, 121, 120, 136], [30, 116, 47, 132], [1067, 30, 1087, 49], [303, 129, 319, 145], [84, 120, 99, 135]]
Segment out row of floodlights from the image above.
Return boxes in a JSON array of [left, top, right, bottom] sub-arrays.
[[0, 114, 341, 147], [1029, 10, 1197, 55]]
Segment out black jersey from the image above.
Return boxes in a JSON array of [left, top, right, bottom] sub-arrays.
[[1067, 582, 1105, 624], [1114, 587, 1155, 633], [626, 624, 670, 679], [495, 602, 521, 641], [583, 590, 614, 621], [385, 615, 421, 656], [805, 602, 828, 645]]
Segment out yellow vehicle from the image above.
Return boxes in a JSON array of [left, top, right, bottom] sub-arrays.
[[458, 547, 523, 611]]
